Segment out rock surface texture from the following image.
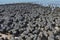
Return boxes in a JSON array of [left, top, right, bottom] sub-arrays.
[[0, 3, 60, 40]]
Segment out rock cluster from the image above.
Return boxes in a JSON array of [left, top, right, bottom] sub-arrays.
[[0, 3, 60, 40]]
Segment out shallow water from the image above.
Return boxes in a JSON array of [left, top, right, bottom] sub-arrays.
[[0, 0, 60, 7]]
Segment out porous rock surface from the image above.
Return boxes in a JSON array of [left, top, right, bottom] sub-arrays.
[[0, 3, 60, 40]]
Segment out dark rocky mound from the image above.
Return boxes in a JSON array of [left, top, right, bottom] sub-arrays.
[[0, 3, 60, 40]]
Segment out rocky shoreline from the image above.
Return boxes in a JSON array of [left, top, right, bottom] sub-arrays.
[[0, 3, 60, 40]]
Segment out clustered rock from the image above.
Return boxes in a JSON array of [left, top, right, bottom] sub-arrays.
[[0, 3, 60, 40]]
